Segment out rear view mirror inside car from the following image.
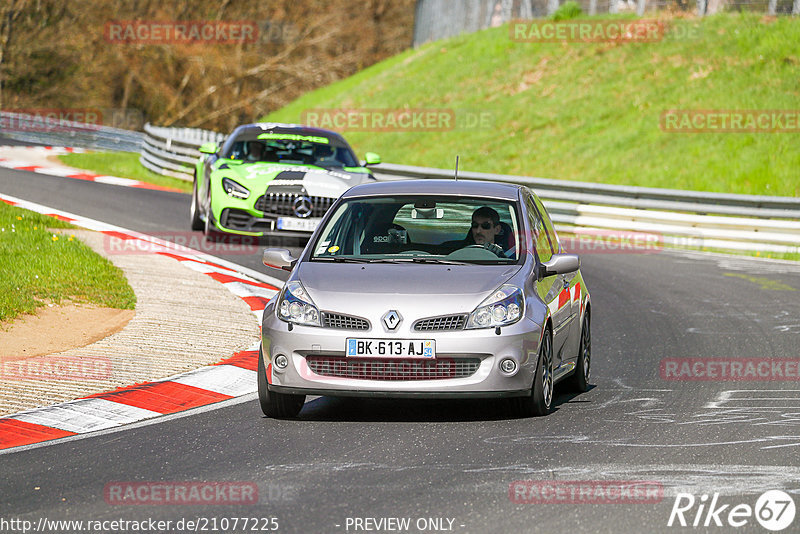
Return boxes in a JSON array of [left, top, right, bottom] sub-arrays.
[[411, 208, 444, 219]]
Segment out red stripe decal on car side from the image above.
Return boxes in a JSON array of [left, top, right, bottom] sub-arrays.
[[558, 288, 570, 309]]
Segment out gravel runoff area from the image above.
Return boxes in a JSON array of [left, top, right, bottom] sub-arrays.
[[0, 229, 261, 416]]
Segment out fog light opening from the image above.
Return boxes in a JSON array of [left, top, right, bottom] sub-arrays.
[[274, 354, 289, 371], [499, 358, 518, 375]]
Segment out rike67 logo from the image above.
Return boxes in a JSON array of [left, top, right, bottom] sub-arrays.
[[668, 490, 796, 531]]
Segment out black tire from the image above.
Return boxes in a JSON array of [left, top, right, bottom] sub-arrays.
[[190, 178, 204, 231], [257, 346, 305, 418], [565, 312, 591, 392], [512, 327, 554, 417]]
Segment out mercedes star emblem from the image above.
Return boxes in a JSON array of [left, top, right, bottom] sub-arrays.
[[293, 196, 313, 218]]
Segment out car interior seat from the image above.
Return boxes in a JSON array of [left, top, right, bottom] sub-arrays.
[[496, 221, 516, 251], [362, 223, 410, 254]]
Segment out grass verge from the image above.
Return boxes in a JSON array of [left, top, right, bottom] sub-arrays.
[[265, 13, 800, 197], [58, 151, 192, 193], [0, 202, 136, 323]]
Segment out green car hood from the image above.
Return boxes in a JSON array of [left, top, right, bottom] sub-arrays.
[[213, 160, 374, 197]]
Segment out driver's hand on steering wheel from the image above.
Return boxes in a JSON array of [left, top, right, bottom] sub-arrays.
[[482, 242, 504, 257]]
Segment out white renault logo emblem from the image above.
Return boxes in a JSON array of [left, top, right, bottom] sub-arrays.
[[382, 310, 401, 330]]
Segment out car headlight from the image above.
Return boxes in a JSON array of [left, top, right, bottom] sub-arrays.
[[221, 177, 250, 199], [277, 281, 320, 327], [466, 284, 524, 329]]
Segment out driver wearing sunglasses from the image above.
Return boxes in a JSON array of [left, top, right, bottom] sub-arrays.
[[470, 207, 502, 246], [466, 206, 509, 257], [441, 206, 514, 257]]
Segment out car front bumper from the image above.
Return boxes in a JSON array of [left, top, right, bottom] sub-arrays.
[[261, 303, 543, 398]]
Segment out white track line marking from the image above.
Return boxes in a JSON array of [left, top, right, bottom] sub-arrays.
[[10, 398, 162, 433]]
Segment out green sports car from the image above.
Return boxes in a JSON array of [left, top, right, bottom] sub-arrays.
[[191, 123, 381, 237]]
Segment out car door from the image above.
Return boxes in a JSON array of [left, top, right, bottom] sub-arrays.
[[532, 193, 579, 363], [525, 192, 572, 367]]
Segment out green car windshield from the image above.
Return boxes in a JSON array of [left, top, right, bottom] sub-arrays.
[[224, 134, 359, 168], [310, 196, 522, 264]]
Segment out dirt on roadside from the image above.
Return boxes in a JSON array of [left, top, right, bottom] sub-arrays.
[[0, 303, 134, 361]]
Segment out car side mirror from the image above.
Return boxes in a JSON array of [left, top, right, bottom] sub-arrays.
[[537, 253, 580, 280], [199, 142, 219, 155], [364, 152, 381, 166], [263, 248, 297, 272]]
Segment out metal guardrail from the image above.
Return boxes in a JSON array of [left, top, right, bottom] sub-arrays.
[[139, 124, 799, 254], [140, 123, 225, 180], [0, 111, 144, 152]]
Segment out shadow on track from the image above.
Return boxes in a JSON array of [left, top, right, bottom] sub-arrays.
[[266, 385, 597, 423]]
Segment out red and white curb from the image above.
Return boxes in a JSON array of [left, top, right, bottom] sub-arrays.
[[0, 145, 184, 193], [0, 193, 283, 451]]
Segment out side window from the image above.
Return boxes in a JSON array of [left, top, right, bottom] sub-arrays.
[[533, 195, 560, 255], [525, 194, 553, 263]]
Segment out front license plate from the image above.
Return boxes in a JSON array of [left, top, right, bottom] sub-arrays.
[[346, 339, 435, 359], [277, 217, 320, 232]]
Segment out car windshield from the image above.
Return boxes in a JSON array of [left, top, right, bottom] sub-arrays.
[[310, 196, 522, 264], [223, 132, 359, 168]]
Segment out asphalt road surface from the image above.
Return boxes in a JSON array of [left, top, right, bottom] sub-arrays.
[[2, 148, 800, 533]]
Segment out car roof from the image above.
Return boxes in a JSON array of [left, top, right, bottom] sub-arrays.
[[231, 123, 348, 143], [342, 179, 523, 201]]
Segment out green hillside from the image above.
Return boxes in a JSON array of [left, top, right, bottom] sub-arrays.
[[264, 14, 800, 197]]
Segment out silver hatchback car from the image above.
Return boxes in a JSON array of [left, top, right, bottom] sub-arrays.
[[259, 180, 591, 418]]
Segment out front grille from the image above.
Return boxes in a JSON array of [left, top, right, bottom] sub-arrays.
[[413, 314, 468, 331], [255, 193, 335, 218], [306, 356, 481, 380], [322, 312, 370, 330]]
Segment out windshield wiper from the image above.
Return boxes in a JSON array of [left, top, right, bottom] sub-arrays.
[[410, 257, 470, 265], [312, 256, 375, 263]]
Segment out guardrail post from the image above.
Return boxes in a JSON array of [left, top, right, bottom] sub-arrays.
[[697, 0, 707, 16], [794, 0, 800, 15], [768, 0, 777, 15], [637, 0, 647, 16]]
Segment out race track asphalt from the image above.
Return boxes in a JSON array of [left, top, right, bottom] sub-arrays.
[[2, 148, 799, 533]]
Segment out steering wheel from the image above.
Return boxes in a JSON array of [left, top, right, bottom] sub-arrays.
[[464, 243, 505, 258]]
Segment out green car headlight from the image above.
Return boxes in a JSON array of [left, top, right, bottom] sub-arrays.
[[466, 284, 524, 329], [277, 281, 321, 327], [222, 178, 250, 199]]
